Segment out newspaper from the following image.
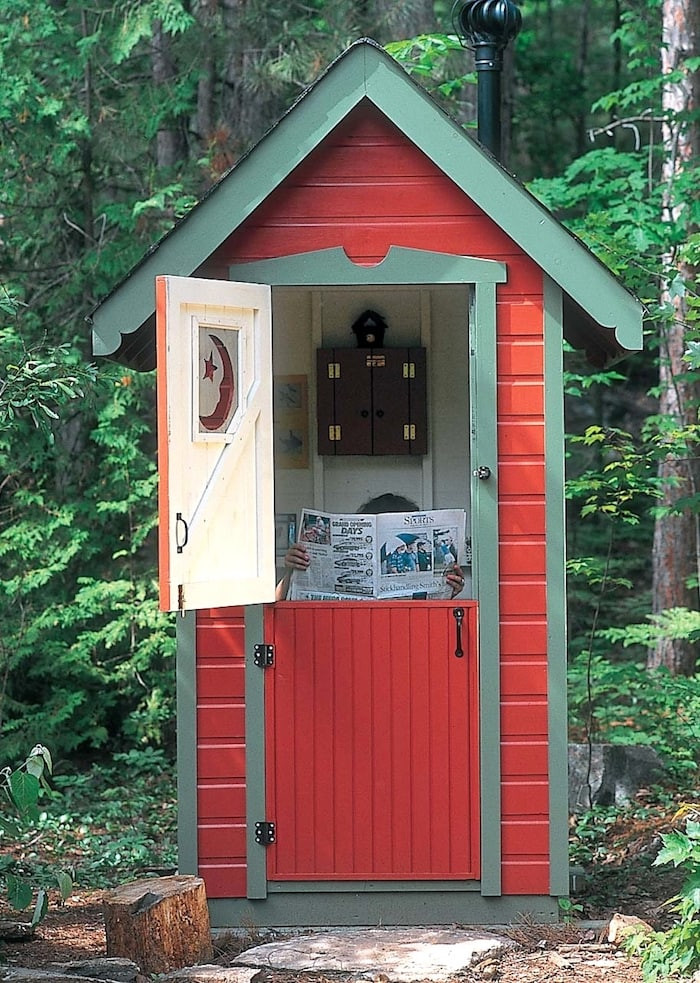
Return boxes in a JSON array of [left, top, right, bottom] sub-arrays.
[[287, 507, 467, 601]]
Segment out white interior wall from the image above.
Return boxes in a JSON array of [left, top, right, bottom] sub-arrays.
[[272, 284, 472, 585]]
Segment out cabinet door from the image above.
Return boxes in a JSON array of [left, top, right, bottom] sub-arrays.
[[372, 348, 427, 455], [264, 601, 480, 881], [316, 349, 373, 455]]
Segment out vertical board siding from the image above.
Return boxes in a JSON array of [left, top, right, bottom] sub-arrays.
[[196, 607, 247, 899], [197, 103, 551, 896], [265, 601, 480, 881]]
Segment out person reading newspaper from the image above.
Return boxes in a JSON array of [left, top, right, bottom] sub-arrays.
[[276, 494, 466, 601]]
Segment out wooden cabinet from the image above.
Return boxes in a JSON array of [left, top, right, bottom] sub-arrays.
[[317, 347, 427, 455]]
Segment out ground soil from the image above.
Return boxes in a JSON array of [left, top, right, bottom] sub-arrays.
[[0, 799, 687, 983]]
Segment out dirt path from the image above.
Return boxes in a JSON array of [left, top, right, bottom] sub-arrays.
[[0, 895, 646, 983]]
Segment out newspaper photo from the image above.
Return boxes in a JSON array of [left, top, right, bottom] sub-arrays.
[[287, 507, 468, 601]]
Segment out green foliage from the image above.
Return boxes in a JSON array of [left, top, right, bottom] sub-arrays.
[[0, 746, 73, 922], [529, 146, 667, 294], [0, 368, 175, 761], [568, 655, 700, 777], [557, 896, 584, 923], [0, 299, 97, 438], [385, 33, 475, 99], [601, 608, 700, 652], [1, 751, 176, 906], [569, 805, 620, 867], [567, 425, 663, 523], [113, 0, 195, 63], [626, 816, 700, 980], [512, 0, 644, 178], [45, 751, 177, 888]]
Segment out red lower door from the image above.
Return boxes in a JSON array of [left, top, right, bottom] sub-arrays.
[[264, 600, 480, 881]]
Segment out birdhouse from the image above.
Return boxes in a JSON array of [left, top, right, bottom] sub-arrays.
[[89, 39, 642, 927]]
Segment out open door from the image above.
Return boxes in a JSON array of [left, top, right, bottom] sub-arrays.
[[156, 275, 275, 611]]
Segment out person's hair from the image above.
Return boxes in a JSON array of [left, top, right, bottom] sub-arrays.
[[357, 493, 419, 514]]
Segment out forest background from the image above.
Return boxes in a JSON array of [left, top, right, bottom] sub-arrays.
[[0, 0, 699, 785]]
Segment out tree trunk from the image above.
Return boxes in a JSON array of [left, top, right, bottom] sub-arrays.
[[151, 20, 187, 170], [103, 875, 212, 975], [368, 0, 437, 40], [573, 0, 592, 158], [649, 0, 700, 674]]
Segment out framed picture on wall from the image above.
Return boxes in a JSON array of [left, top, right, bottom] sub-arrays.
[[273, 374, 309, 469]]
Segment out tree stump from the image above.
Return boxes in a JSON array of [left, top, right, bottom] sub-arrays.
[[103, 875, 213, 974]]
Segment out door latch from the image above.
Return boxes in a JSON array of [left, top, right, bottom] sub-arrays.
[[452, 607, 465, 659]]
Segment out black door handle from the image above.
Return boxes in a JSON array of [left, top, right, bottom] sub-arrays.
[[453, 606, 464, 658], [176, 512, 189, 554]]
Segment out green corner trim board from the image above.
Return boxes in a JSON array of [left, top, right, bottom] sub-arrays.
[[88, 39, 643, 367]]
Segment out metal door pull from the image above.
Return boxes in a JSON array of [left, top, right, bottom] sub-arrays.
[[176, 512, 189, 553], [453, 606, 465, 658]]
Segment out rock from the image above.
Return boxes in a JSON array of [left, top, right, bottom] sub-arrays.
[[233, 928, 515, 983], [0, 921, 35, 942], [46, 958, 141, 982], [607, 913, 654, 945], [162, 968, 260, 983], [0, 971, 110, 982], [568, 743, 667, 812], [548, 951, 573, 969]]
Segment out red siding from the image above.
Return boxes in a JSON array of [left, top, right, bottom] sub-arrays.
[[195, 103, 552, 897], [196, 607, 247, 899], [214, 105, 531, 272], [498, 289, 548, 895]]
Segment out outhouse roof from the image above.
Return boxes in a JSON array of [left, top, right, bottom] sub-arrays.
[[88, 38, 643, 370]]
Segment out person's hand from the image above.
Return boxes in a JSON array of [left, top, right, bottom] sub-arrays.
[[446, 564, 465, 598], [276, 543, 311, 600], [284, 543, 310, 572]]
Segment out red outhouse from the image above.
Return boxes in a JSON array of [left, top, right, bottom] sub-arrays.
[[89, 39, 643, 926]]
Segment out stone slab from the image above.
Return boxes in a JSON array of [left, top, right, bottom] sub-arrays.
[[233, 928, 514, 982], [164, 968, 260, 983]]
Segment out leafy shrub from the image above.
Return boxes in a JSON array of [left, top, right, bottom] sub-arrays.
[[0, 745, 72, 922], [568, 654, 700, 778], [626, 812, 700, 980], [49, 750, 177, 888]]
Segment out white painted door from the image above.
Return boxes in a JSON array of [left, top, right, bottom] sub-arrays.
[[156, 275, 275, 611]]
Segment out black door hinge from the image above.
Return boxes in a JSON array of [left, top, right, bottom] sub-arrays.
[[255, 821, 276, 846], [253, 643, 274, 667]]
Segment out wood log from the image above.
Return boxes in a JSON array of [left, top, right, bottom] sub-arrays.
[[102, 875, 213, 974]]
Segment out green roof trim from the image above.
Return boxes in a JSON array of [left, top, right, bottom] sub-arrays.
[[229, 247, 507, 285], [88, 39, 642, 367]]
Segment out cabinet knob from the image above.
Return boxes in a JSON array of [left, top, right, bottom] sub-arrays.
[[473, 465, 491, 480]]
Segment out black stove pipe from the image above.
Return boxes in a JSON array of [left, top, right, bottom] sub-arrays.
[[452, 0, 523, 160]]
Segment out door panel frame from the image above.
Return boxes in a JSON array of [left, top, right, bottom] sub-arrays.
[[234, 246, 505, 899]]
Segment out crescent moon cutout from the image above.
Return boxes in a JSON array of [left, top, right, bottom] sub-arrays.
[[199, 333, 236, 432]]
